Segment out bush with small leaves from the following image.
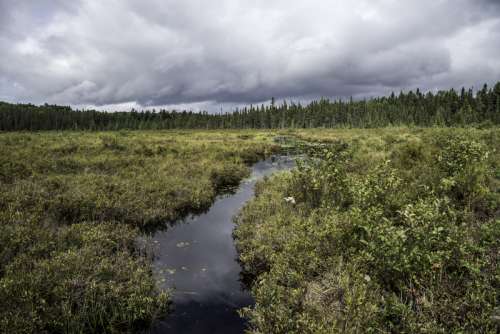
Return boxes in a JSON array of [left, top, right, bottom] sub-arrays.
[[235, 128, 499, 333]]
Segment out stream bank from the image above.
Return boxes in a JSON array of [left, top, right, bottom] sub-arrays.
[[149, 155, 296, 333]]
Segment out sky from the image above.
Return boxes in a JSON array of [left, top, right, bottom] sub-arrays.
[[1, 0, 500, 112]]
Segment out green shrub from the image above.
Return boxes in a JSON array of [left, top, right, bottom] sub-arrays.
[[100, 135, 125, 151], [235, 128, 500, 333], [0, 222, 169, 333]]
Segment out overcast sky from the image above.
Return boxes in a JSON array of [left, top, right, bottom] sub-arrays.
[[1, 0, 500, 111]]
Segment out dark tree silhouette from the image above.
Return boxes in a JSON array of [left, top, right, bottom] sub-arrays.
[[1, 82, 499, 131]]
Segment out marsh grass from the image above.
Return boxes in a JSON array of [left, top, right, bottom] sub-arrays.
[[0, 130, 278, 333], [235, 127, 500, 333]]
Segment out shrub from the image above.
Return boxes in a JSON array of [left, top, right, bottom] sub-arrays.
[[0, 222, 169, 333], [235, 129, 499, 333]]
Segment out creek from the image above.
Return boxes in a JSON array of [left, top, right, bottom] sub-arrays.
[[149, 155, 295, 333]]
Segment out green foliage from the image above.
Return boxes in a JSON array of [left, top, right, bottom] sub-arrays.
[[1, 82, 500, 130], [291, 141, 352, 209], [0, 222, 169, 333], [0, 130, 278, 333], [235, 128, 500, 333]]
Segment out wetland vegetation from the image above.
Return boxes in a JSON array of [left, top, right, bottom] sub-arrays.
[[235, 127, 500, 333], [0, 130, 278, 333], [0, 91, 499, 334]]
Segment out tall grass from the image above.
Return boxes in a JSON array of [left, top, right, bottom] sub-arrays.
[[0, 130, 278, 333], [235, 127, 500, 333]]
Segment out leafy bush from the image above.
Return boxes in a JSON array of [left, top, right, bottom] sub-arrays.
[[235, 128, 499, 333], [0, 222, 169, 333]]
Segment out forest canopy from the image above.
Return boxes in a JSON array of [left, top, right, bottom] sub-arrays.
[[1, 82, 499, 131]]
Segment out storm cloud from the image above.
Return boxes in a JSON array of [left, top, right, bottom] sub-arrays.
[[1, 0, 500, 111]]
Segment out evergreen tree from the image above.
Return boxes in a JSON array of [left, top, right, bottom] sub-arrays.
[[1, 82, 499, 131]]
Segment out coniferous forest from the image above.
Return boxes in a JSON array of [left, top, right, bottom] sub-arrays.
[[1, 82, 500, 131]]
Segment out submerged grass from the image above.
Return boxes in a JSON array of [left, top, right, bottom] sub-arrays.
[[235, 127, 500, 333], [0, 130, 278, 333]]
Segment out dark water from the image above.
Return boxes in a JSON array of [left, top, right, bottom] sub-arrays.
[[149, 156, 295, 334]]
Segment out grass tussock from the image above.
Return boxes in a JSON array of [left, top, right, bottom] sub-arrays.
[[234, 127, 500, 333], [0, 130, 278, 333]]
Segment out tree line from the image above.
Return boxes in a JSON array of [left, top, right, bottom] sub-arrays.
[[1, 82, 499, 131]]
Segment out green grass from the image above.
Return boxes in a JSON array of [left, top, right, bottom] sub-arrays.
[[0, 130, 279, 333], [2, 127, 499, 333], [235, 127, 500, 333]]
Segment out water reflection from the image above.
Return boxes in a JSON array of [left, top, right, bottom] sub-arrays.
[[150, 156, 295, 334]]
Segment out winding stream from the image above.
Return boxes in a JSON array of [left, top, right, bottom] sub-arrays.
[[149, 155, 295, 333]]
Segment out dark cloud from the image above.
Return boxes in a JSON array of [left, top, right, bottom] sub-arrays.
[[0, 0, 499, 111]]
